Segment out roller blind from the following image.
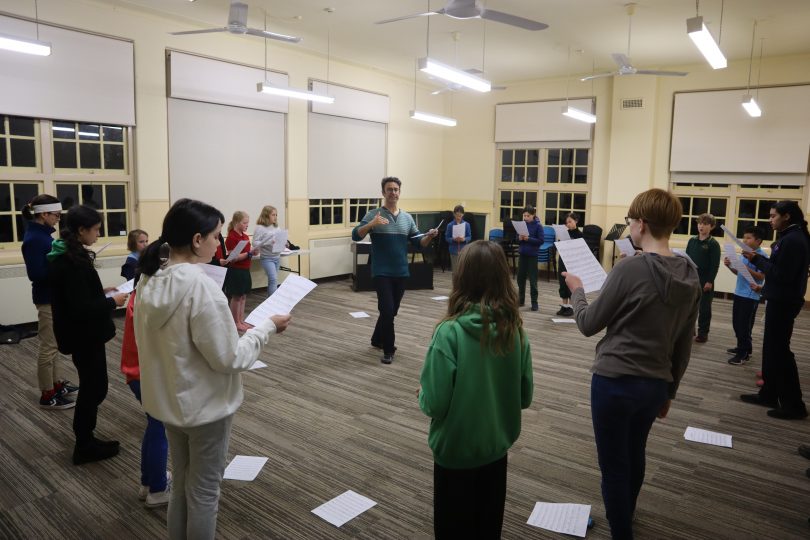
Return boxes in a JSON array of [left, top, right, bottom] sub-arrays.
[[495, 99, 594, 144]]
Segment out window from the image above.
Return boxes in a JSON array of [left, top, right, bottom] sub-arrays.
[[52, 121, 127, 172], [499, 190, 537, 222], [309, 198, 344, 226], [736, 198, 801, 241], [56, 183, 129, 237], [500, 149, 539, 183], [349, 198, 380, 224], [545, 191, 587, 226], [547, 148, 588, 184], [0, 115, 38, 169], [0, 182, 41, 242], [674, 196, 727, 237]]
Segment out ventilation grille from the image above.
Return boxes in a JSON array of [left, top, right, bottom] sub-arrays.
[[621, 98, 644, 110]]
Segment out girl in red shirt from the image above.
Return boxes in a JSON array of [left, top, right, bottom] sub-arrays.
[[223, 211, 258, 332]]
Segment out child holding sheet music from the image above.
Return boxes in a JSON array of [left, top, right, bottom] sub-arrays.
[[134, 199, 291, 539], [419, 240, 533, 538], [723, 226, 765, 365], [685, 213, 721, 343], [445, 204, 472, 272], [253, 205, 283, 296], [556, 212, 583, 317], [516, 206, 544, 311], [223, 211, 259, 332]]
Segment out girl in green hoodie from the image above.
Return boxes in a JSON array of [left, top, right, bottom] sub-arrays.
[[419, 239, 534, 538]]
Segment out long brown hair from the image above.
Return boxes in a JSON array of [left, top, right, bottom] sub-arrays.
[[227, 210, 248, 233], [442, 240, 523, 355], [256, 205, 278, 227]]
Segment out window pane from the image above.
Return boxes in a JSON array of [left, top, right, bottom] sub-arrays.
[[0, 118, 5, 134], [559, 168, 572, 183], [309, 206, 319, 225], [500, 191, 511, 206], [710, 199, 726, 217], [350, 207, 358, 223], [54, 141, 77, 168], [514, 150, 525, 166], [107, 212, 127, 237], [8, 116, 34, 137], [56, 184, 79, 209], [81, 185, 102, 208], [527, 192, 537, 207], [0, 183, 10, 211], [548, 149, 560, 165], [501, 150, 513, 166], [545, 210, 555, 224], [52, 121, 76, 140], [0, 215, 12, 242], [334, 206, 343, 224], [679, 197, 691, 215], [547, 168, 559, 183], [14, 183, 39, 210], [501, 167, 512, 181], [79, 143, 101, 169], [500, 208, 510, 222], [579, 213, 587, 225], [675, 217, 689, 235], [103, 144, 125, 169], [527, 150, 539, 166], [309, 199, 318, 205], [546, 192, 558, 208], [560, 149, 574, 166], [0, 141, 6, 166], [575, 149, 589, 166], [692, 198, 708, 215], [15, 215, 26, 241], [736, 220, 754, 238], [10, 139, 36, 167], [321, 207, 331, 225], [574, 167, 588, 183], [98, 218, 105, 237], [105, 185, 126, 209], [738, 199, 756, 218], [560, 193, 572, 208], [102, 126, 124, 142], [78, 124, 100, 141], [757, 200, 776, 220], [526, 167, 538, 182], [574, 193, 586, 209], [513, 192, 524, 207], [515, 169, 525, 182]]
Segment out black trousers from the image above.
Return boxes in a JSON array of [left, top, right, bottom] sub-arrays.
[[71, 342, 109, 447], [371, 276, 406, 355], [731, 296, 759, 354], [433, 455, 507, 539], [759, 299, 806, 411], [697, 289, 714, 336]]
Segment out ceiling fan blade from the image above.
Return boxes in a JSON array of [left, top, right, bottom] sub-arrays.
[[245, 28, 302, 43], [580, 72, 616, 81], [169, 28, 228, 36], [375, 11, 441, 25], [611, 53, 632, 69], [635, 69, 688, 77], [480, 9, 548, 31]]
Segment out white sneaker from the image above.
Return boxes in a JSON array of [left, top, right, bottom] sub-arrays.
[[139, 471, 172, 501], [145, 485, 171, 508]]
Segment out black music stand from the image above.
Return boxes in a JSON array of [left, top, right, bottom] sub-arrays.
[[605, 223, 627, 261]]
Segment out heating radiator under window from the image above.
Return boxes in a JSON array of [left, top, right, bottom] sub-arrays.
[[308, 237, 354, 279]]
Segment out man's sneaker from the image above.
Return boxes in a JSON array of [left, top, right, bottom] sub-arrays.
[[40, 392, 75, 410], [381, 354, 394, 365], [556, 306, 567, 316], [726, 347, 740, 354], [727, 353, 750, 365], [531, 303, 539, 312], [562, 307, 574, 317], [145, 485, 171, 508], [139, 471, 172, 501], [54, 380, 79, 397]]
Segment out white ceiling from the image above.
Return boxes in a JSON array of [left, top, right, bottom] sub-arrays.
[[99, 0, 810, 84]]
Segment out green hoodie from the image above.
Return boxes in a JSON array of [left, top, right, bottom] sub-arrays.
[[419, 306, 533, 469], [46, 238, 67, 262]]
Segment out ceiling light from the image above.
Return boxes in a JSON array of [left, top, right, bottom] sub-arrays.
[[410, 110, 457, 127], [257, 82, 334, 103], [418, 57, 491, 93], [0, 31, 51, 56], [741, 95, 761, 117], [562, 105, 596, 124], [686, 16, 726, 69]]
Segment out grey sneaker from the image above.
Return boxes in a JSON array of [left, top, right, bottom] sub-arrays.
[[139, 471, 172, 501], [145, 485, 171, 508], [381, 353, 394, 365]]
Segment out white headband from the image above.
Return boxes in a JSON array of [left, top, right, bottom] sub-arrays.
[[32, 203, 62, 213]]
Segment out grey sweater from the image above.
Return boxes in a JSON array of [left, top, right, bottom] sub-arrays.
[[571, 253, 701, 398]]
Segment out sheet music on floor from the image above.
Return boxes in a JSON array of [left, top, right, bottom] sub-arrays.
[[552, 224, 570, 241], [248, 360, 267, 370], [349, 311, 370, 318], [244, 275, 317, 326], [551, 318, 577, 324], [200, 263, 227, 288], [721, 224, 753, 252], [270, 229, 288, 254], [224, 239, 248, 263], [527, 502, 591, 538], [511, 220, 529, 238], [105, 279, 134, 297], [684, 426, 733, 448], [554, 238, 607, 293], [614, 238, 637, 258], [223, 456, 268, 481], [311, 490, 377, 528], [723, 243, 756, 286]]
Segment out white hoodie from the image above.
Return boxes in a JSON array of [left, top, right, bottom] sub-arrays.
[[134, 263, 276, 427]]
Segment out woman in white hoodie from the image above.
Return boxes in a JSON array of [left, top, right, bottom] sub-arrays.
[[134, 199, 291, 540]]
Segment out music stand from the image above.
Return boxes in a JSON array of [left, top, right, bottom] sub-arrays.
[[605, 223, 627, 262]]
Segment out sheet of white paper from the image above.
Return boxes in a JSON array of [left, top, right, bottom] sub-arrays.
[[105, 278, 134, 297], [248, 360, 267, 370], [271, 230, 288, 254], [431, 296, 449, 300], [552, 318, 577, 324], [723, 244, 756, 286], [452, 223, 465, 240], [94, 242, 112, 255], [527, 502, 592, 538], [672, 248, 695, 265], [552, 224, 570, 241], [200, 263, 228, 288], [245, 275, 317, 326], [224, 240, 248, 263], [721, 225, 753, 252], [223, 455, 268, 481], [554, 238, 607, 293], [614, 238, 637, 258], [312, 490, 377, 528], [511, 220, 530, 237], [684, 426, 733, 448], [350, 311, 370, 318]]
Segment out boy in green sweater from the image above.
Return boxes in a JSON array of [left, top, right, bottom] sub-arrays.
[[686, 213, 721, 342]]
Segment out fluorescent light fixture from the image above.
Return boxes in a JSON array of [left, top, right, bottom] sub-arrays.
[[687, 16, 726, 69], [410, 110, 457, 127], [562, 105, 596, 124], [742, 95, 762, 117], [257, 82, 334, 104], [0, 32, 51, 56], [418, 57, 491, 93]]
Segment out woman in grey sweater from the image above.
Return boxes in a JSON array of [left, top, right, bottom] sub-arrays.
[[563, 189, 701, 540]]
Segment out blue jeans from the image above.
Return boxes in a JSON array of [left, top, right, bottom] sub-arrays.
[[129, 380, 169, 493], [260, 256, 280, 296], [591, 374, 668, 540]]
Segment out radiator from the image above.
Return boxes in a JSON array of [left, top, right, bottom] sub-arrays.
[[308, 237, 353, 279]]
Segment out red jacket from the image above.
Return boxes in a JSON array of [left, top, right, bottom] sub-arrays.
[[120, 292, 139, 383], [225, 230, 252, 270]]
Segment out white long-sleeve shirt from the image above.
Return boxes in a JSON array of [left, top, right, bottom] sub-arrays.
[[253, 224, 280, 260]]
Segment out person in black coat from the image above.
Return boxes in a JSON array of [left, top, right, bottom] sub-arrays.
[[48, 205, 128, 464], [740, 200, 810, 420]]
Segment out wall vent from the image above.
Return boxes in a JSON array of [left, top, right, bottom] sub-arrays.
[[621, 98, 644, 110]]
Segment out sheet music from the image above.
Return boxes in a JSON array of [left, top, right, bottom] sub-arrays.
[[350, 311, 370, 318], [200, 264, 227, 288], [452, 223, 465, 240], [721, 225, 753, 252], [551, 318, 577, 324], [614, 238, 637, 258], [271, 230, 288, 254], [527, 502, 591, 538], [312, 490, 377, 528], [248, 360, 267, 370], [224, 240, 248, 263], [684, 426, 733, 448], [105, 278, 134, 297], [223, 455, 268, 481], [511, 220, 530, 237], [723, 243, 756, 286], [554, 238, 607, 293], [94, 242, 112, 255], [552, 225, 570, 241], [244, 275, 317, 326]]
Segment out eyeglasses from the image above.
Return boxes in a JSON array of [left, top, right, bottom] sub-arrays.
[[624, 216, 637, 226]]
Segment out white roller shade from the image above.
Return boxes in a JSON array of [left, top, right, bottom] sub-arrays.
[[310, 81, 390, 123], [308, 113, 386, 199], [495, 99, 594, 144], [168, 98, 286, 229], [670, 85, 810, 178], [0, 15, 134, 125]]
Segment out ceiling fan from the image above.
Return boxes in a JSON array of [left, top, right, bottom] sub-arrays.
[[169, 1, 302, 44], [376, 0, 548, 31], [581, 4, 687, 81]]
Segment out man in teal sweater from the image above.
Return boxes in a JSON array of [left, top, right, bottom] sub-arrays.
[[685, 213, 721, 342]]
